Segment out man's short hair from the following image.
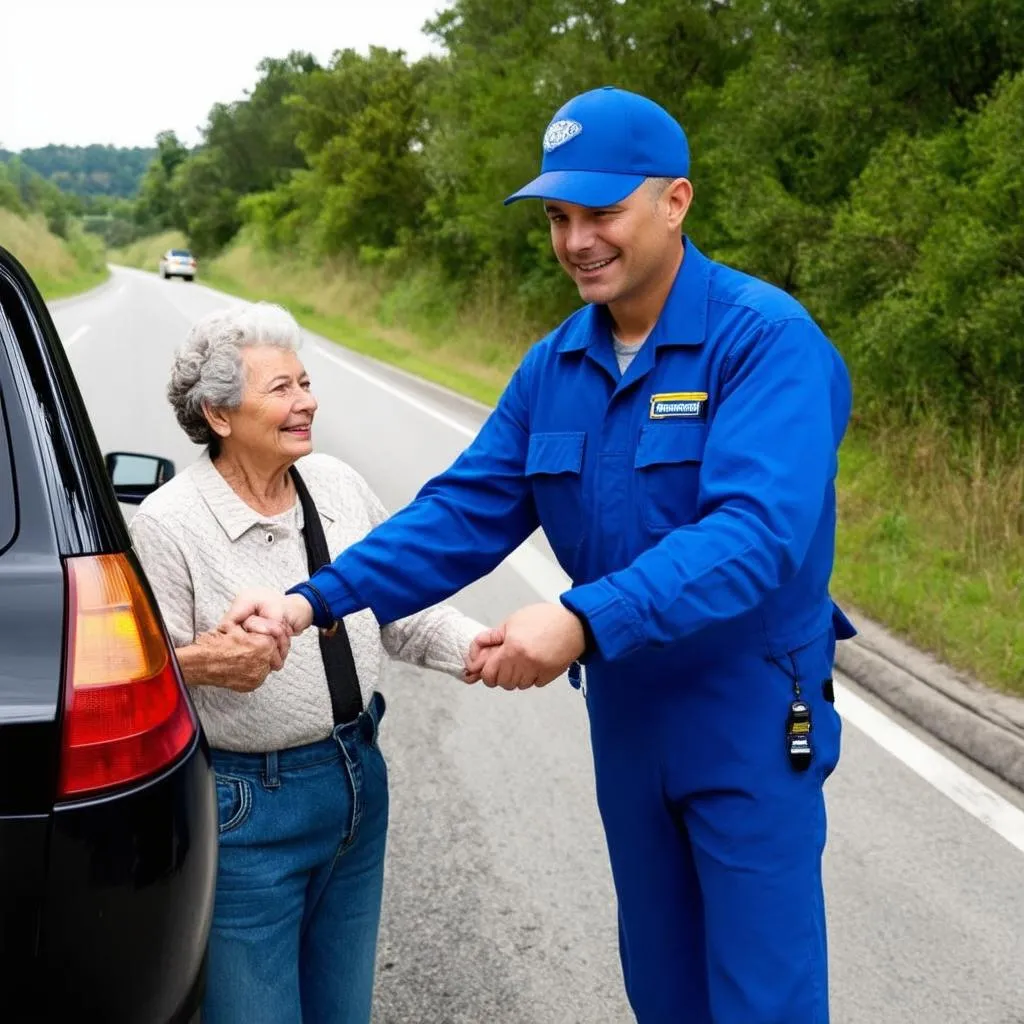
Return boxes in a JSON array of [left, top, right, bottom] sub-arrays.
[[646, 177, 677, 197]]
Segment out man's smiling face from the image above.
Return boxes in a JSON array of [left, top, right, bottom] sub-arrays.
[[544, 180, 684, 307]]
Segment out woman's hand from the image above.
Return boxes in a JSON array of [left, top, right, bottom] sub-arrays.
[[178, 625, 284, 693], [463, 625, 505, 684]]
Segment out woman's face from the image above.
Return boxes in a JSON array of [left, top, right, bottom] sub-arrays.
[[217, 346, 318, 463]]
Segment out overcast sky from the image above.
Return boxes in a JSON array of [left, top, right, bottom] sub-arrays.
[[1, 0, 449, 152]]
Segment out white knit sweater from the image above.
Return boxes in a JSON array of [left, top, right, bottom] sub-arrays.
[[129, 450, 483, 752]]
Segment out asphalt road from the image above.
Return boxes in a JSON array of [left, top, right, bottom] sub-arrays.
[[49, 267, 1024, 1024]]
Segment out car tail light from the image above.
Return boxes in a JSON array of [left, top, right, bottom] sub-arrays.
[[58, 554, 197, 799]]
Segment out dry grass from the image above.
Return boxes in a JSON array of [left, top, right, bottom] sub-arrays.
[[834, 422, 1023, 690], [0, 210, 78, 277], [205, 243, 520, 402], [0, 210, 108, 299]]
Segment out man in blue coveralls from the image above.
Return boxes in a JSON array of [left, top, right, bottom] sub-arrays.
[[226, 87, 857, 1023]]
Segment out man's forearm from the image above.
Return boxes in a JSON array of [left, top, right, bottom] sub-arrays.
[[294, 372, 539, 628]]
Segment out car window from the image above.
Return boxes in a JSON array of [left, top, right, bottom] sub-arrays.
[[170, 250, 193, 258], [0, 376, 18, 555]]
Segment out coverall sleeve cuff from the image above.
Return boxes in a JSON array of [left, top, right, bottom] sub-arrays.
[[560, 580, 646, 662], [286, 582, 334, 629]]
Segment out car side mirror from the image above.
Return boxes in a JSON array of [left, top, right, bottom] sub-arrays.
[[105, 451, 176, 504]]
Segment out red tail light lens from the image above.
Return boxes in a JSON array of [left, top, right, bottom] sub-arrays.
[[59, 554, 197, 799]]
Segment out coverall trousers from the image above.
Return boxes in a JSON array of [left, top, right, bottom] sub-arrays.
[[585, 627, 842, 1023]]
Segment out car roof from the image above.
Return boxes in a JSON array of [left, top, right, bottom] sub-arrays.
[[0, 245, 131, 555]]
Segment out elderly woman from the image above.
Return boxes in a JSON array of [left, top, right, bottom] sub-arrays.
[[129, 303, 483, 1024]]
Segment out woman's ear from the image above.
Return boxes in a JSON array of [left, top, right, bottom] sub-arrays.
[[203, 402, 232, 440]]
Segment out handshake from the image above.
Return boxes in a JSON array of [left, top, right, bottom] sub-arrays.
[[218, 589, 588, 691]]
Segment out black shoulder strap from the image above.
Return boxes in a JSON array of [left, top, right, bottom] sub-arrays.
[[289, 467, 363, 725]]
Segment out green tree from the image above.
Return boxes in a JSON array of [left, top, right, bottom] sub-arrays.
[[0, 163, 26, 215], [279, 47, 432, 258], [172, 52, 318, 253], [134, 131, 190, 233], [811, 70, 1024, 432], [685, 0, 1024, 292]]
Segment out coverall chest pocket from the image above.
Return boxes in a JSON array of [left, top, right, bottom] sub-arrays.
[[635, 423, 707, 533], [525, 431, 586, 565]]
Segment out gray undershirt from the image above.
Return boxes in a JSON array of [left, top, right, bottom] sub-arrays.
[[612, 332, 650, 375]]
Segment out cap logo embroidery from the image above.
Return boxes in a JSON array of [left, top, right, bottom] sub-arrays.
[[543, 119, 583, 152]]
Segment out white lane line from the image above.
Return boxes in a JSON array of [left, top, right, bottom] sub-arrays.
[[834, 687, 1024, 854], [314, 344, 480, 439], [315, 335, 1024, 853], [68, 324, 90, 345]]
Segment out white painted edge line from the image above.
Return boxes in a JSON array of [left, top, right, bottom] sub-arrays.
[[68, 325, 90, 345], [314, 334, 1024, 855], [314, 330, 493, 413], [314, 344, 479, 440], [830, 686, 1024, 853]]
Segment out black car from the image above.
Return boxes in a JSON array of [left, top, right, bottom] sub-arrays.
[[0, 245, 216, 1022]]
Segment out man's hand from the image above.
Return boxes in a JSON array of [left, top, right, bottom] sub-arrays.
[[463, 603, 585, 690], [186, 625, 283, 693], [220, 587, 315, 646]]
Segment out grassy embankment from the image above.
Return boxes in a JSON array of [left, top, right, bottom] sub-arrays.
[[111, 238, 1023, 694], [0, 210, 108, 299]]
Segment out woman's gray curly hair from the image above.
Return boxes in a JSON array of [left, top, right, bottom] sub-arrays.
[[168, 302, 303, 448]]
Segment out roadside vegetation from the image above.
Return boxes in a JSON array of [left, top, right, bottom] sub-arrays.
[[0, 159, 107, 298]]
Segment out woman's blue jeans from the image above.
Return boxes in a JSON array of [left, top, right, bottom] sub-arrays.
[[203, 692, 388, 1024]]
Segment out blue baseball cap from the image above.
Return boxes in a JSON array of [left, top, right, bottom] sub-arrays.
[[504, 86, 690, 207]]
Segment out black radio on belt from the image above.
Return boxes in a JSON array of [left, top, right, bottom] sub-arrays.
[[786, 699, 813, 772]]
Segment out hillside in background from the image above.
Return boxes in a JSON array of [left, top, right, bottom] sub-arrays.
[[0, 144, 156, 198]]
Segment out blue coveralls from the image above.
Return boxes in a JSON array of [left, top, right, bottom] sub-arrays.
[[293, 240, 856, 1023]]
